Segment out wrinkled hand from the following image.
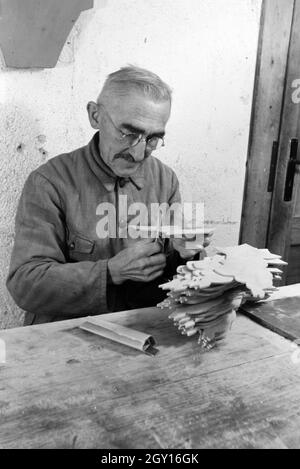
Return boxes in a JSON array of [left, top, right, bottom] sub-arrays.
[[108, 239, 166, 285], [172, 233, 213, 260]]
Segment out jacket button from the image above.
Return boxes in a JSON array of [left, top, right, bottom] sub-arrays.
[[69, 242, 75, 250], [119, 177, 129, 188], [119, 218, 127, 228]]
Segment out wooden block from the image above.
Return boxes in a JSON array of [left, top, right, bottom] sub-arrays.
[[241, 296, 300, 341]]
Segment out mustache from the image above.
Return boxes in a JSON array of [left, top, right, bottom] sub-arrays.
[[114, 153, 135, 163]]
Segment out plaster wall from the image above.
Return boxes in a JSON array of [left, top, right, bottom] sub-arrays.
[[0, 0, 262, 327]]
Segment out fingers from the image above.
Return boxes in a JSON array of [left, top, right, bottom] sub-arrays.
[[172, 238, 186, 249], [135, 240, 162, 257], [133, 238, 155, 249], [140, 256, 166, 281], [141, 266, 165, 282], [203, 233, 213, 247], [133, 253, 166, 277], [144, 253, 166, 268], [184, 249, 200, 258], [135, 237, 155, 245], [174, 245, 202, 260], [148, 269, 164, 282]]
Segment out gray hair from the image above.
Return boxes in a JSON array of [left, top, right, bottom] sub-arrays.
[[97, 65, 172, 104]]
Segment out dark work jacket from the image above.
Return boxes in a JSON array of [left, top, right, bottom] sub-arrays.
[[6, 132, 184, 325]]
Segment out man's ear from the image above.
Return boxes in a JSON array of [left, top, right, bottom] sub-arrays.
[[87, 101, 100, 129]]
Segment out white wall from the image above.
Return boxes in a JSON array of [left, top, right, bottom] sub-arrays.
[[0, 0, 262, 327]]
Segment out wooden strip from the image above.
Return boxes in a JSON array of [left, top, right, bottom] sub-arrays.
[[240, 0, 294, 248], [80, 318, 158, 355]]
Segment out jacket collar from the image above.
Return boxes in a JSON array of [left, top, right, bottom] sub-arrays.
[[87, 132, 145, 191]]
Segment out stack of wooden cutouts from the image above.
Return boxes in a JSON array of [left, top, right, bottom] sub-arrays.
[[158, 244, 287, 351]]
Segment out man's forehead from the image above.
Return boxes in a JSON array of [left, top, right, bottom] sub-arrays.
[[111, 90, 169, 109], [109, 92, 171, 129]]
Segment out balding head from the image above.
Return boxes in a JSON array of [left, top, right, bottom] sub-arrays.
[[97, 65, 172, 108]]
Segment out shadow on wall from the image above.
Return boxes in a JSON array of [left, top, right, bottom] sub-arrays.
[[0, 103, 48, 329]]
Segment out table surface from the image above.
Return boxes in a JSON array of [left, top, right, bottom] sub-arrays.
[[1, 297, 300, 449]]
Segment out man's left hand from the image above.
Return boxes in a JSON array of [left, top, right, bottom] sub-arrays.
[[172, 233, 213, 260]]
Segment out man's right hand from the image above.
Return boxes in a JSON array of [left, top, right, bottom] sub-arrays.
[[107, 239, 166, 285]]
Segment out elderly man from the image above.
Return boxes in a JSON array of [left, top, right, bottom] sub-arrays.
[[7, 66, 207, 325]]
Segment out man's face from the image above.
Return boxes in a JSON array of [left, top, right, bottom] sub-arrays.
[[95, 91, 171, 177]]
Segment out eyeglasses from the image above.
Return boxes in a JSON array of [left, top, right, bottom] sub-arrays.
[[99, 104, 165, 150]]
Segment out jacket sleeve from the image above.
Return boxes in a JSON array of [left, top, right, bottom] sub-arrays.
[[6, 171, 108, 317]]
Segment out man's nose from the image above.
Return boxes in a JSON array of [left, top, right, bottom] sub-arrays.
[[130, 140, 147, 162]]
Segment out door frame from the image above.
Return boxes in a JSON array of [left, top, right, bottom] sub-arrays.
[[267, 0, 300, 285], [239, 0, 295, 253], [239, 0, 300, 284]]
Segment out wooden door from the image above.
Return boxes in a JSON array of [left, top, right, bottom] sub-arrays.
[[267, 0, 300, 284], [240, 0, 300, 285], [287, 182, 300, 283]]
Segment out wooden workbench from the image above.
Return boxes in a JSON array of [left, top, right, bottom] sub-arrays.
[[1, 300, 300, 449]]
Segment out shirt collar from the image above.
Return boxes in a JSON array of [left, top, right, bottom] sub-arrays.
[[87, 132, 145, 191]]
